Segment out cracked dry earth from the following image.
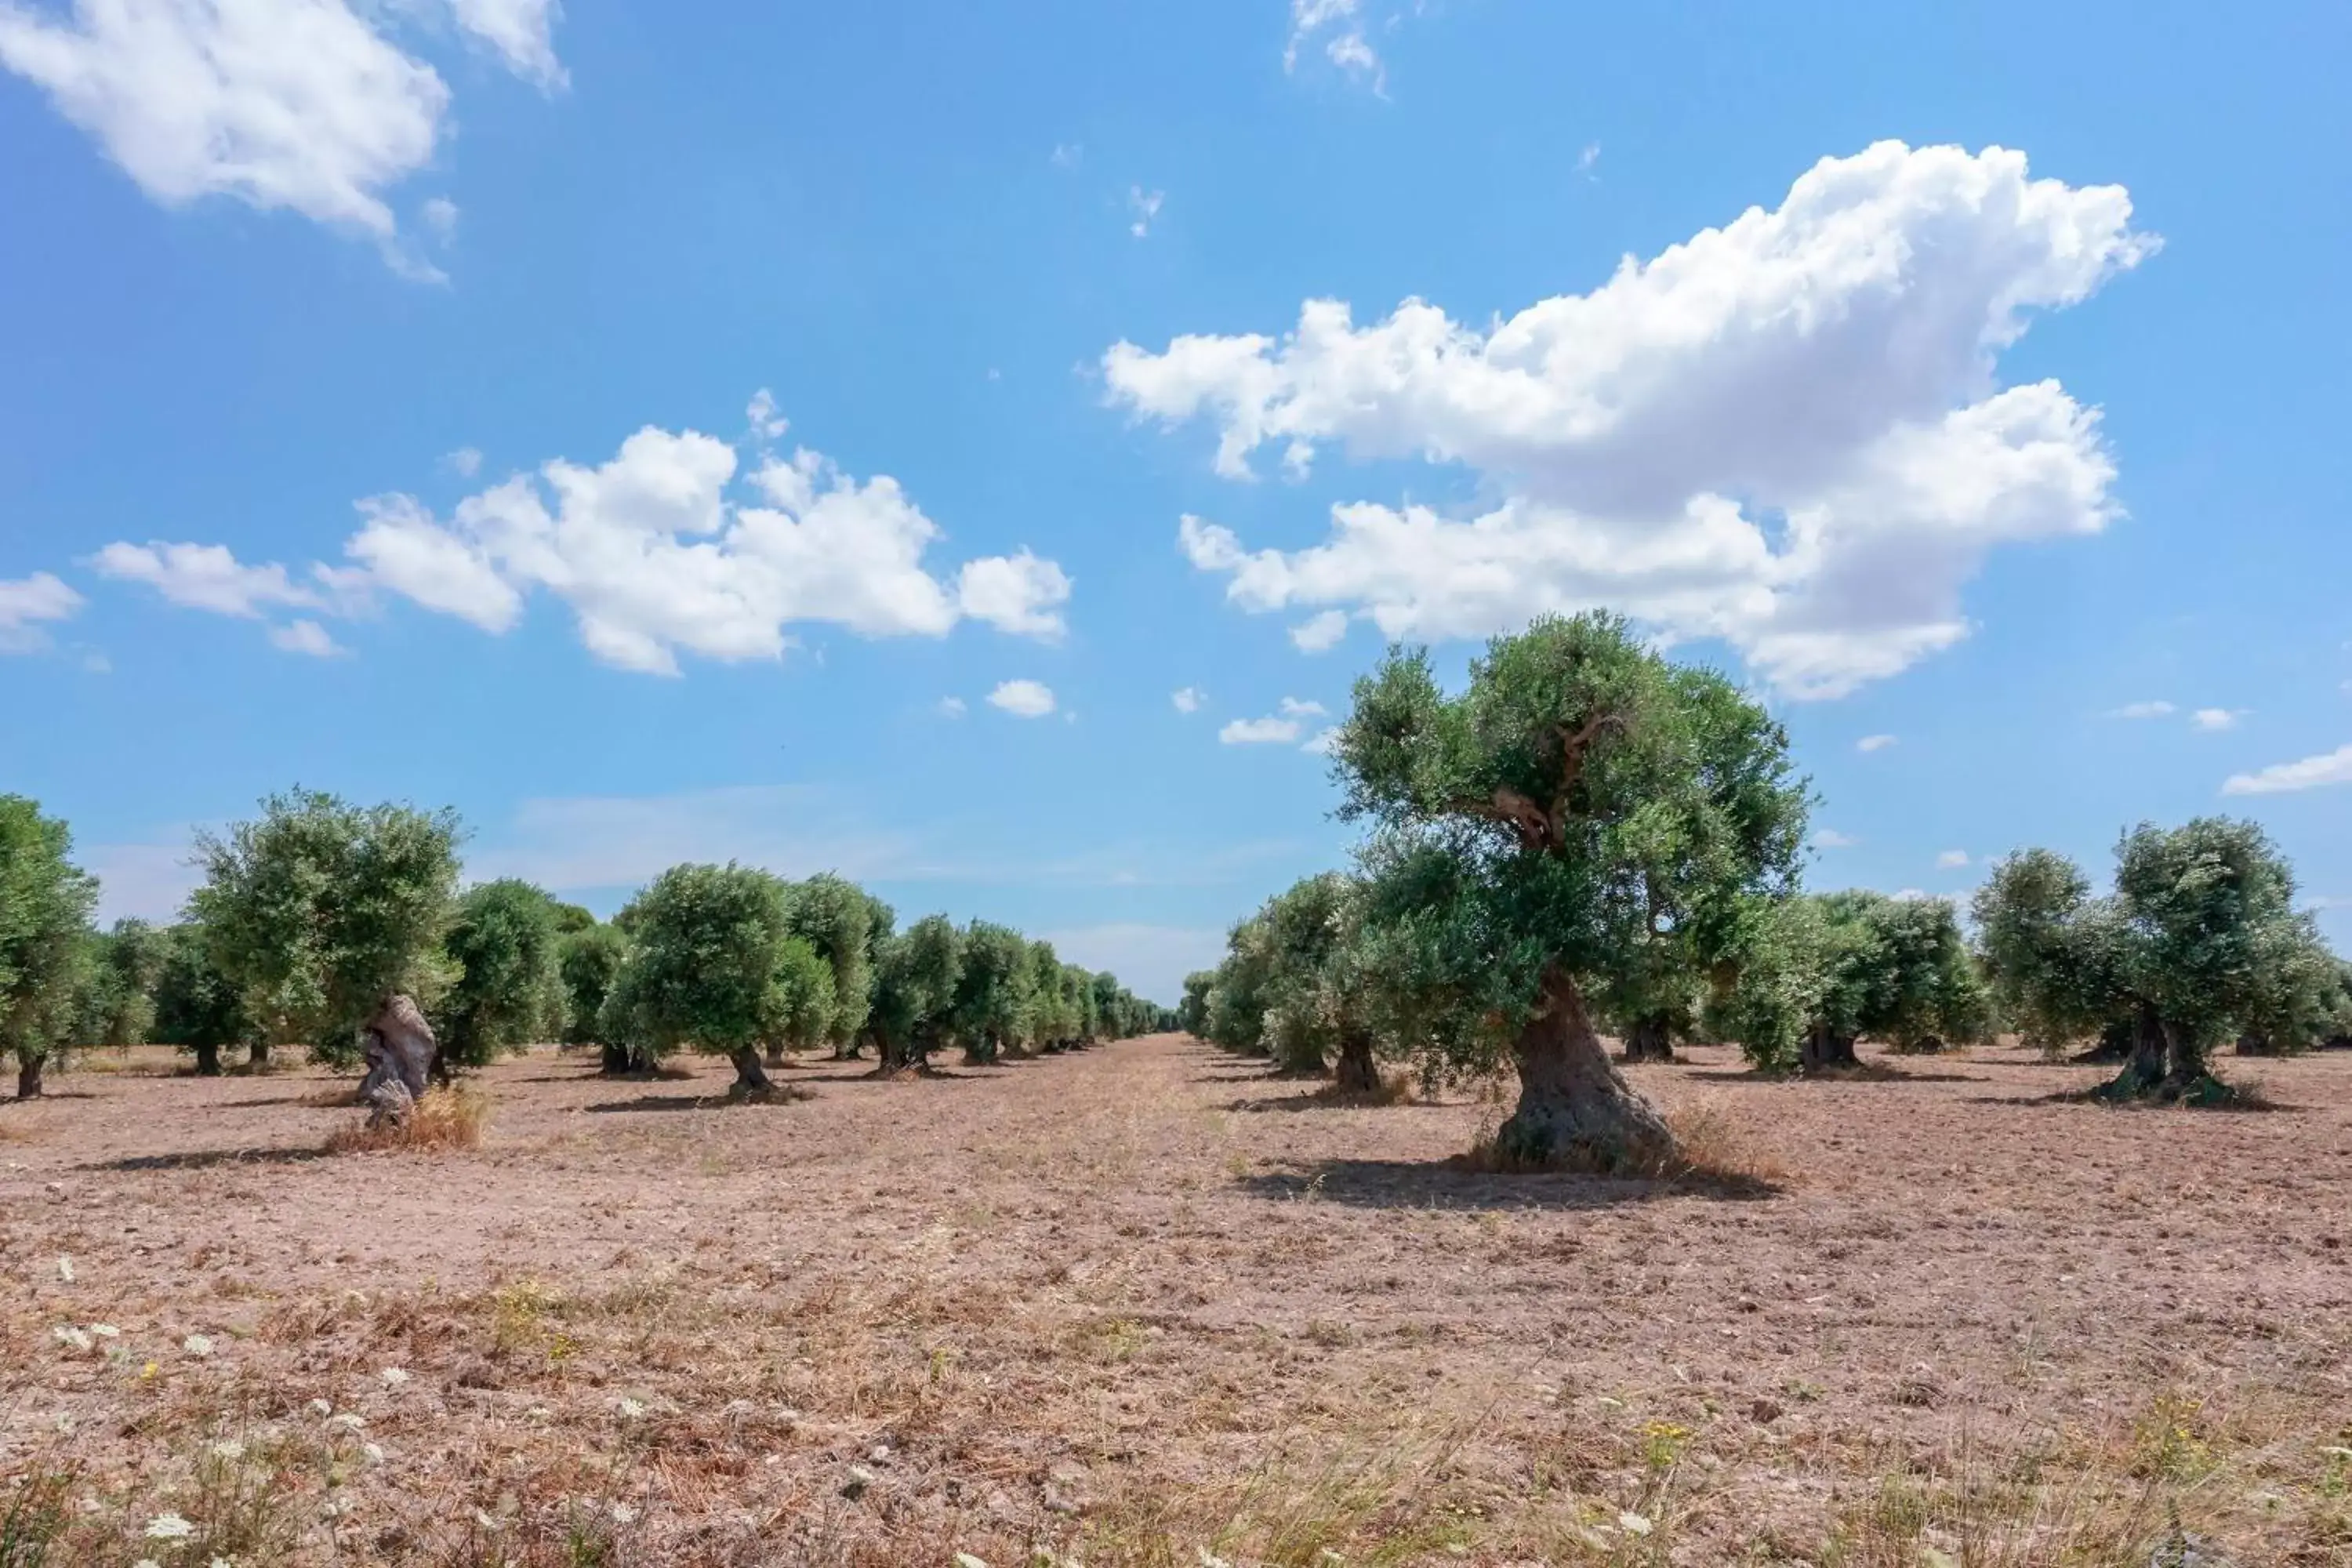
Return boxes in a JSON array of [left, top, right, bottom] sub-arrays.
[[2, 1035, 2350, 1566]]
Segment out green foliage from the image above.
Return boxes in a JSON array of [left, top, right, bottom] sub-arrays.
[[1973, 819, 2334, 1089], [600, 864, 807, 1064], [151, 924, 259, 1069], [951, 920, 1033, 1062], [87, 918, 169, 1048], [557, 923, 629, 1047], [1022, 938, 1076, 1049], [189, 789, 463, 1062], [0, 795, 100, 1088], [870, 914, 963, 1066], [788, 873, 880, 1051], [1178, 971, 1214, 1036], [436, 880, 567, 1067], [1710, 891, 1988, 1071], [1330, 614, 1808, 1083]]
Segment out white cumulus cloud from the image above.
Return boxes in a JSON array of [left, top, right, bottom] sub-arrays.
[[2191, 707, 2241, 731], [343, 410, 1069, 674], [2107, 699, 2176, 719], [91, 541, 337, 618], [1936, 849, 1970, 869], [268, 619, 346, 657], [1857, 734, 1897, 753], [1171, 686, 1205, 714], [0, 572, 85, 652], [2222, 744, 2352, 797], [1109, 141, 2152, 699], [0, 0, 561, 265], [988, 678, 1057, 718], [1290, 608, 1348, 652], [1220, 715, 1301, 746]]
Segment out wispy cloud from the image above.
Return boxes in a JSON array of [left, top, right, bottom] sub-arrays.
[[1857, 734, 1896, 753], [2106, 700, 2176, 720], [2191, 707, 2243, 731], [1128, 186, 1164, 239], [1813, 829, 1859, 849], [987, 679, 1057, 718], [1171, 686, 1206, 715], [2222, 742, 2352, 797], [1936, 849, 1969, 869]]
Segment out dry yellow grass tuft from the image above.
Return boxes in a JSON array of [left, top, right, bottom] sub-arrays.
[[324, 1083, 492, 1153]]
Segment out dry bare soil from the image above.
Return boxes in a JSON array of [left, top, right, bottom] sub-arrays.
[[4, 1036, 2350, 1566]]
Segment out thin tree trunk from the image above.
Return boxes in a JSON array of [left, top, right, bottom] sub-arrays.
[[15, 1056, 43, 1099], [731, 1047, 774, 1094], [1621, 1014, 1676, 1064], [2233, 1033, 2276, 1058], [249, 1040, 270, 1069], [1334, 1031, 1379, 1094], [194, 1041, 222, 1076], [1495, 969, 1676, 1172], [600, 1040, 631, 1076]]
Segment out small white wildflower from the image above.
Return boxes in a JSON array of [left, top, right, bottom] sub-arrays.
[[210, 1439, 246, 1461], [133, 1560, 163, 1568], [183, 1334, 215, 1358], [1198, 1552, 1234, 1568], [328, 1413, 367, 1431], [56, 1256, 74, 1282], [526, 1406, 552, 1421], [321, 1495, 354, 1518], [212, 1557, 238, 1568], [88, 1323, 120, 1339], [615, 1396, 647, 1420], [379, 1367, 409, 1386], [53, 1325, 92, 1352], [473, 1508, 501, 1532], [143, 1512, 197, 1540], [307, 1398, 332, 1417], [1618, 1511, 1653, 1536], [53, 1414, 74, 1434], [608, 1501, 637, 1524], [362, 1443, 386, 1465], [956, 1554, 990, 1568]]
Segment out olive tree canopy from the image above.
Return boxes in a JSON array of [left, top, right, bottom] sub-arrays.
[[189, 790, 462, 1067], [0, 796, 98, 1099], [1330, 614, 1806, 1171], [436, 879, 567, 1069]]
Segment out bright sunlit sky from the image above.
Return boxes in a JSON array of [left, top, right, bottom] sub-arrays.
[[2, 1, 2347, 1002]]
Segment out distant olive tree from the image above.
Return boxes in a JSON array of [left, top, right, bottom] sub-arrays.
[[952, 920, 1033, 1064], [1710, 892, 1989, 1073], [1330, 615, 1807, 1170], [435, 880, 566, 1071], [89, 918, 169, 1050], [152, 924, 258, 1076], [190, 790, 462, 1069], [1973, 818, 2333, 1102], [869, 915, 963, 1071], [789, 874, 881, 1058], [557, 923, 632, 1070], [0, 796, 99, 1099], [601, 864, 831, 1094]]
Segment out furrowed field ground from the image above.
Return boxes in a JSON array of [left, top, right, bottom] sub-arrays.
[[3, 1036, 2350, 1566]]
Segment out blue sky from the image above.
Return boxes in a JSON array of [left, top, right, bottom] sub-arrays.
[[2, 0, 2347, 1003]]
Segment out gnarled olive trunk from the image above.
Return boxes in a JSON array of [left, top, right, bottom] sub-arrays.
[[599, 1040, 632, 1076], [1496, 969, 1676, 1172], [194, 1041, 222, 1077], [2099, 1001, 2170, 1098], [1334, 1030, 1380, 1094], [249, 1040, 271, 1069], [731, 1047, 774, 1094], [1621, 1014, 1675, 1064], [1798, 1025, 1859, 1073], [358, 994, 437, 1105], [16, 1056, 44, 1099]]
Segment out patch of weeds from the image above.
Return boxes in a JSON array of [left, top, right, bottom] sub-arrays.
[[326, 1084, 492, 1153], [492, 1279, 574, 1364], [0, 1465, 75, 1567], [2132, 1394, 2213, 1483]]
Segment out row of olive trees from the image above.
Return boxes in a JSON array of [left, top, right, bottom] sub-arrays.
[[0, 789, 1166, 1100], [1182, 613, 2351, 1171]]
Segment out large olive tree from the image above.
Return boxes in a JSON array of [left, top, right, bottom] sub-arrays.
[[1330, 614, 1807, 1171], [951, 920, 1033, 1064], [789, 874, 880, 1058], [0, 797, 99, 1099], [868, 915, 963, 1071], [557, 922, 631, 1069], [190, 790, 462, 1068]]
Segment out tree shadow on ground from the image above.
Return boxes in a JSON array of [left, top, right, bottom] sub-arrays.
[[1217, 1087, 1441, 1115], [1963, 1087, 2298, 1114], [1237, 1157, 1780, 1212], [85, 1145, 330, 1172], [584, 1088, 811, 1112], [1683, 1065, 1983, 1086]]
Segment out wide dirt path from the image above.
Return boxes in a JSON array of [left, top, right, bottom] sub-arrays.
[[4, 1035, 2349, 1564]]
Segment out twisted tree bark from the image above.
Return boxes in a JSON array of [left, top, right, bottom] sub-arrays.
[[1496, 969, 1676, 1172]]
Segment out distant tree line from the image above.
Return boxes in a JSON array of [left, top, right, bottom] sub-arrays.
[[1182, 614, 2352, 1169], [0, 789, 1168, 1102]]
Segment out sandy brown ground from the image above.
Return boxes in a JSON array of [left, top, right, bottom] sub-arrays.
[[2, 1036, 2349, 1566]]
